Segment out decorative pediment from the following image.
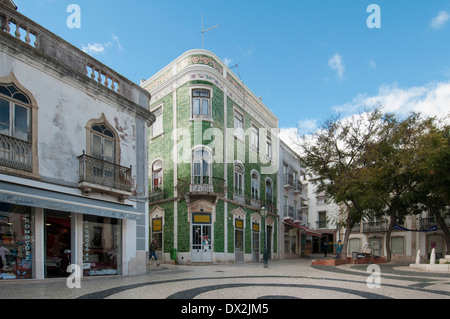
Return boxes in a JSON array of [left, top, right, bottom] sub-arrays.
[[251, 212, 261, 224], [150, 206, 165, 220], [229, 207, 246, 220]]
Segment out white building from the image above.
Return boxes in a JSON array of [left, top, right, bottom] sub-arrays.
[[278, 140, 321, 258], [0, 3, 154, 280]]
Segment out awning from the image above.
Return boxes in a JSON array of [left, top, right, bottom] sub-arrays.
[[0, 181, 143, 220], [283, 219, 322, 237]]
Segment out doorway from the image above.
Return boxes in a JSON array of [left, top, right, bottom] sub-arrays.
[[45, 210, 71, 278], [266, 225, 272, 260], [191, 213, 212, 262]]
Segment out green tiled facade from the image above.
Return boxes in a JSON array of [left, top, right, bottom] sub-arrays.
[[143, 50, 279, 264]]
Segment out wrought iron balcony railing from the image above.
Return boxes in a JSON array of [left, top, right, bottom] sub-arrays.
[[177, 177, 227, 196], [363, 220, 388, 233], [78, 153, 132, 194], [0, 133, 32, 172]]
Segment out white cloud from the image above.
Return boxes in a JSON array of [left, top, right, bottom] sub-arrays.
[[223, 58, 233, 67], [297, 119, 318, 135], [328, 53, 345, 80], [430, 11, 450, 30], [333, 81, 450, 117], [112, 34, 123, 51], [81, 42, 111, 55], [369, 58, 376, 71]]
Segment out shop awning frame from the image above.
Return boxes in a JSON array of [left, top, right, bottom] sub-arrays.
[[283, 219, 322, 237], [0, 181, 143, 220]]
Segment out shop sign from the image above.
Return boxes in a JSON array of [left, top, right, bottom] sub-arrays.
[[235, 219, 243, 229], [193, 213, 211, 224]]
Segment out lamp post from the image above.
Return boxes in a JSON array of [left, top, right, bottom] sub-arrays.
[[260, 206, 268, 268]]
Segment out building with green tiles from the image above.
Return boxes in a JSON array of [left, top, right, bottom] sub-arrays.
[[141, 49, 280, 264]]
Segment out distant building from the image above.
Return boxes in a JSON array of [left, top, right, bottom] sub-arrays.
[[278, 140, 321, 258], [0, 3, 154, 280], [142, 49, 280, 264]]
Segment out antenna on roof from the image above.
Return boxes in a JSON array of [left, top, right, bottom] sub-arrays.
[[201, 13, 221, 50], [230, 62, 242, 80]]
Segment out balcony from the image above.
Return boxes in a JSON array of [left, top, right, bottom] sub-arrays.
[[363, 220, 388, 233], [283, 173, 293, 190], [0, 134, 32, 172], [293, 180, 302, 195], [419, 215, 450, 230], [78, 153, 133, 201], [177, 177, 227, 199], [148, 188, 165, 203], [316, 220, 327, 229], [283, 205, 294, 220]]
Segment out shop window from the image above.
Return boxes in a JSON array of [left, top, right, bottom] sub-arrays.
[[82, 215, 122, 276], [0, 203, 33, 280]]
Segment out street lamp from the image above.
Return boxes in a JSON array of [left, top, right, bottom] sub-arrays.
[[260, 206, 268, 268]]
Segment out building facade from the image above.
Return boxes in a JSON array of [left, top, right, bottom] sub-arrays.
[[0, 3, 154, 280], [278, 140, 321, 258], [142, 49, 280, 264]]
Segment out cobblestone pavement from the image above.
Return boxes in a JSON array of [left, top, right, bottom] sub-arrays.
[[1, 258, 449, 300]]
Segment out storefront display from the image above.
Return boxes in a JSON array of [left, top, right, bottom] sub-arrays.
[[0, 202, 33, 280], [82, 215, 122, 276], [45, 210, 71, 278]]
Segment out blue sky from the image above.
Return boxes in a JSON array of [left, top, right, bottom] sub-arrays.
[[13, 0, 450, 138]]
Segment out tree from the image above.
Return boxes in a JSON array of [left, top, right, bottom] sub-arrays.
[[411, 116, 450, 254], [298, 108, 386, 258]]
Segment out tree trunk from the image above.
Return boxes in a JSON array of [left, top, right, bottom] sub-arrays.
[[433, 208, 450, 255], [385, 216, 395, 262], [341, 215, 354, 260]]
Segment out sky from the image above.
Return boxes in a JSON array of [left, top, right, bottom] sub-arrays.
[[13, 0, 450, 145]]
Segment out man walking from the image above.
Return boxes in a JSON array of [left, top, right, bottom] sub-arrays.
[[150, 239, 160, 266]]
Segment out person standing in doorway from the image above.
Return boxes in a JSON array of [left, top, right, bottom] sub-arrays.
[[150, 239, 160, 266]]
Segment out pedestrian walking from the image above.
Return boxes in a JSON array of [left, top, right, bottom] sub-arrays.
[[323, 240, 329, 257], [150, 239, 160, 266]]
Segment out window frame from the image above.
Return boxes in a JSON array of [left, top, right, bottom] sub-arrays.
[[0, 73, 39, 177], [190, 86, 213, 121]]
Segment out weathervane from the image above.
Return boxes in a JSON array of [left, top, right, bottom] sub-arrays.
[[201, 14, 221, 50]]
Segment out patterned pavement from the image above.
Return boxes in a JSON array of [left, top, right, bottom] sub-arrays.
[[1, 258, 449, 301]]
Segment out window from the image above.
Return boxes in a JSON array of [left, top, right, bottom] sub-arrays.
[[0, 83, 33, 173], [151, 106, 163, 138], [265, 179, 273, 203], [234, 111, 244, 140], [251, 124, 259, 151], [0, 84, 31, 142], [152, 160, 163, 192], [251, 171, 260, 201], [266, 136, 272, 159], [91, 123, 116, 163], [192, 148, 211, 184], [234, 162, 244, 196], [192, 89, 211, 119]]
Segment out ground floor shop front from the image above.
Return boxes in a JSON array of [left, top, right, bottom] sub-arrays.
[[149, 199, 279, 264], [0, 181, 146, 280]]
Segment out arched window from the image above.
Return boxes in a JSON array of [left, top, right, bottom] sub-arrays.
[[0, 78, 36, 174], [91, 122, 116, 164], [234, 162, 244, 196], [152, 160, 163, 191], [251, 170, 260, 201], [192, 147, 212, 184], [265, 179, 273, 203], [0, 83, 31, 142]]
